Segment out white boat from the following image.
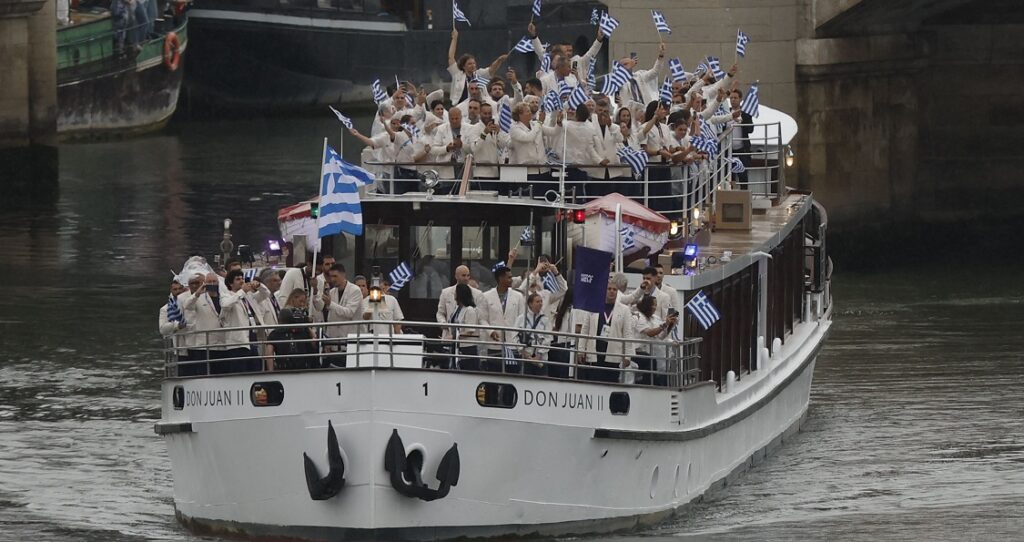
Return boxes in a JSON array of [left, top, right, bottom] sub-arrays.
[[156, 112, 833, 540]]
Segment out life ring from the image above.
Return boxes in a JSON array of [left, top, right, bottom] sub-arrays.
[[163, 32, 181, 72], [173, 0, 186, 16]]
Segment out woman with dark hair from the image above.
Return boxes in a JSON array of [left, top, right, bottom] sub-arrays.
[[547, 286, 576, 379], [447, 28, 508, 106], [640, 100, 674, 213], [450, 283, 482, 371], [634, 294, 678, 386], [515, 292, 549, 376]]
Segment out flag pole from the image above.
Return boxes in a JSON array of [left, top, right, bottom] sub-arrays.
[[614, 203, 623, 273], [310, 137, 327, 320], [559, 106, 568, 202]]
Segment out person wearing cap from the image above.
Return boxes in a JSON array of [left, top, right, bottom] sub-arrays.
[[482, 262, 525, 373]]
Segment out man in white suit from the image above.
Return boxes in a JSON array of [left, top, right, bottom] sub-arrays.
[[437, 265, 488, 337], [482, 264, 525, 373], [313, 263, 364, 368], [579, 279, 637, 383]]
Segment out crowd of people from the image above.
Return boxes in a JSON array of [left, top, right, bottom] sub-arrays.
[[349, 21, 755, 205], [159, 254, 688, 385]]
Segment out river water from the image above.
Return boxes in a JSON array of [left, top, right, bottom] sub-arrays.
[[1, 119, 1022, 541]]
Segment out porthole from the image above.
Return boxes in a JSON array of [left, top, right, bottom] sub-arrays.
[[172, 385, 184, 410], [610, 392, 630, 415], [251, 381, 284, 407], [476, 382, 517, 408]]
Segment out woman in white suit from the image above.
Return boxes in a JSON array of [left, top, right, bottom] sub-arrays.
[[509, 102, 558, 191], [447, 28, 508, 106]]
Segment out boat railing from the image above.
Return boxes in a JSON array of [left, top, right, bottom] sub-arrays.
[[358, 120, 787, 220], [162, 319, 703, 389], [57, 18, 184, 70]]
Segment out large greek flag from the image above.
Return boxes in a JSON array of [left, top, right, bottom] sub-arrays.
[[686, 291, 721, 330], [319, 144, 374, 238]]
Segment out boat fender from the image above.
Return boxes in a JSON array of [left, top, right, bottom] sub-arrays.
[[384, 429, 460, 502], [302, 420, 346, 500], [163, 33, 181, 72]]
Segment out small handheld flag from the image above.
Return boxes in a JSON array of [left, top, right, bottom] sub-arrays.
[[371, 79, 387, 105], [542, 272, 561, 292], [599, 12, 620, 37], [736, 30, 751, 58], [669, 58, 686, 83], [166, 296, 183, 323], [620, 225, 636, 250], [329, 106, 353, 129], [557, 80, 572, 101], [567, 85, 588, 111], [741, 82, 759, 118], [617, 146, 648, 179], [519, 225, 535, 246], [319, 144, 374, 238], [651, 10, 671, 34], [729, 157, 746, 174], [590, 8, 600, 25], [388, 262, 413, 292], [691, 135, 719, 157], [452, 0, 470, 25], [531, 0, 541, 18], [659, 77, 673, 104], [707, 56, 725, 80], [600, 62, 632, 97], [472, 73, 490, 88], [541, 90, 561, 113], [695, 62, 708, 77], [686, 291, 721, 330], [498, 102, 512, 133], [402, 122, 421, 139], [540, 52, 551, 72], [513, 36, 534, 54]]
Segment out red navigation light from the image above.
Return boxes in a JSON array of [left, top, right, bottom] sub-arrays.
[[572, 210, 586, 224]]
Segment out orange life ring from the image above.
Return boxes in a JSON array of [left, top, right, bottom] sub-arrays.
[[163, 32, 181, 71], [173, 0, 186, 16]]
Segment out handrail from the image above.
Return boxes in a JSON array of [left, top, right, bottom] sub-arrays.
[[162, 319, 703, 388]]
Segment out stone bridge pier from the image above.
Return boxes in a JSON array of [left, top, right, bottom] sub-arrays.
[[0, 0, 58, 202]]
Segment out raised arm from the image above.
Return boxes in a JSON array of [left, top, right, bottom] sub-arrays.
[[448, 29, 459, 67], [485, 54, 509, 79]]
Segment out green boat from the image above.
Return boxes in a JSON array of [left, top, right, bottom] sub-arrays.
[[57, 3, 187, 139]]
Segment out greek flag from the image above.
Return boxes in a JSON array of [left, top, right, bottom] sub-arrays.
[[600, 62, 632, 96], [402, 122, 421, 139], [698, 115, 714, 138], [242, 268, 259, 282], [472, 73, 489, 88], [166, 295, 183, 323], [513, 36, 534, 53], [329, 106, 353, 129], [452, 0, 470, 25], [587, 58, 596, 90], [405, 93, 415, 109], [620, 225, 636, 250], [599, 12, 619, 37], [540, 52, 551, 72], [558, 80, 572, 101], [730, 157, 746, 173], [617, 146, 648, 178], [567, 84, 588, 110], [319, 144, 374, 237], [659, 77, 673, 104], [669, 58, 686, 83], [520, 225, 534, 246], [590, 8, 600, 25], [542, 272, 561, 292], [741, 82, 760, 118], [388, 261, 413, 292], [707, 56, 725, 80], [541, 90, 561, 113], [545, 148, 562, 166], [651, 9, 671, 34], [686, 290, 721, 330], [736, 30, 751, 58], [491, 260, 509, 273], [498, 102, 512, 133], [371, 79, 387, 105], [691, 135, 719, 156], [695, 62, 708, 77], [503, 344, 520, 367], [531, 0, 541, 18]]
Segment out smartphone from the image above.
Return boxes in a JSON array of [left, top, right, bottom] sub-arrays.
[[205, 284, 218, 294], [630, 51, 638, 59]]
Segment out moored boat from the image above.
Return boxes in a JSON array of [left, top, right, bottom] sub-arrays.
[[155, 103, 834, 539], [57, 2, 187, 139]]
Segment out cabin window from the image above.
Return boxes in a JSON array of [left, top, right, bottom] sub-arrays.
[[172, 385, 184, 410], [364, 224, 401, 273], [251, 382, 285, 407], [409, 226, 450, 299], [462, 224, 500, 292], [609, 392, 630, 415], [476, 382, 517, 408]]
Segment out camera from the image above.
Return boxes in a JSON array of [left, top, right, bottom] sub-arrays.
[[667, 308, 679, 318]]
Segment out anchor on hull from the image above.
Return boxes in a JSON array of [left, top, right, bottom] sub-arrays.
[[384, 428, 460, 501], [302, 420, 346, 500]]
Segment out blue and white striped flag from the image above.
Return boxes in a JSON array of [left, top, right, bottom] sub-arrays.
[[567, 84, 588, 110], [729, 157, 746, 174], [587, 58, 597, 90], [557, 80, 572, 101], [695, 62, 708, 77], [472, 73, 489, 88], [741, 82, 760, 118], [600, 61, 632, 97], [659, 77, 672, 104], [686, 290, 721, 330], [651, 9, 671, 34], [545, 148, 562, 166], [492, 260, 509, 273], [707, 56, 725, 80], [542, 272, 561, 292], [242, 268, 259, 282], [620, 225, 636, 250], [736, 30, 751, 58], [599, 12, 619, 37], [513, 36, 534, 54], [388, 261, 413, 292], [691, 135, 719, 157], [402, 122, 421, 139], [452, 0, 470, 25], [519, 225, 534, 246], [405, 93, 415, 109], [590, 8, 600, 25], [531, 0, 541, 18], [541, 90, 561, 113], [166, 295, 183, 323], [617, 146, 648, 179], [698, 115, 713, 138], [503, 344, 519, 368], [540, 52, 551, 72], [669, 58, 686, 83], [329, 106, 353, 129], [318, 144, 374, 238], [371, 79, 387, 105], [498, 102, 512, 133]]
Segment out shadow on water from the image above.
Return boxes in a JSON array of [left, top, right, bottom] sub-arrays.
[[1, 118, 1023, 541]]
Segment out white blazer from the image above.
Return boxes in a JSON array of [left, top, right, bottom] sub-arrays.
[[509, 120, 556, 173], [579, 302, 636, 367], [464, 121, 509, 178], [312, 281, 363, 339], [447, 62, 495, 106], [482, 288, 525, 350]]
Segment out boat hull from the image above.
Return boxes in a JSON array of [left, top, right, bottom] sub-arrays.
[[159, 314, 829, 540]]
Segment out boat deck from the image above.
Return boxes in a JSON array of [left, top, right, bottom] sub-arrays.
[[69, 7, 111, 26]]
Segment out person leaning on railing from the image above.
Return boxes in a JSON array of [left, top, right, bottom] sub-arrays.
[[465, 101, 509, 189], [509, 102, 558, 181], [547, 286, 577, 379], [263, 308, 317, 372], [633, 294, 679, 387]]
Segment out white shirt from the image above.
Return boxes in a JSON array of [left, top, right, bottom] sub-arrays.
[[464, 121, 509, 178], [509, 120, 556, 172], [312, 281, 363, 339], [482, 287, 525, 350], [359, 295, 404, 335], [514, 310, 550, 361], [447, 62, 495, 106]]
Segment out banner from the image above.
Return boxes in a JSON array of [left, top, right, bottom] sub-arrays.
[[573, 246, 613, 313]]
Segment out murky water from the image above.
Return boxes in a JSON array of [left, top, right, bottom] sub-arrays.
[[1, 119, 1022, 541]]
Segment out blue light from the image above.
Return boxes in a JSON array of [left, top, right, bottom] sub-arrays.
[[683, 244, 698, 258]]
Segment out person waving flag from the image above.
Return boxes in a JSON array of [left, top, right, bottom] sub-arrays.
[[452, 0, 470, 26], [736, 30, 751, 58], [651, 10, 671, 34]]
